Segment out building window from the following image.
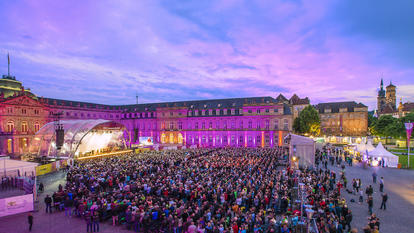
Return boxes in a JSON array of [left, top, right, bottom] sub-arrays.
[[195, 122, 199, 129], [248, 110, 252, 113], [257, 109, 260, 114], [231, 135, 235, 143], [248, 121, 252, 129], [21, 109, 27, 114], [21, 121, 28, 132], [231, 121, 235, 129], [220, 109, 224, 115], [274, 120, 279, 130], [34, 122, 40, 132], [265, 120, 270, 129], [209, 109, 212, 115], [7, 108, 12, 114], [170, 112, 173, 116], [178, 122, 183, 130], [274, 109, 278, 113], [216, 122, 220, 129], [239, 136, 243, 143], [227, 109, 231, 115], [257, 122, 261, 129], [169, 122, 174, 130], [34, 109, 40, 115], [178, 112, 182, 116], [161, 122, 165, 130], [284, 119, 289, 130], [223, 121, 227, 129], [239, 121, 243, 129], [7, 121, 14, 132], [202, 122, 205, 129], [209, 122, 212, 129], [248, 136, 252, 143], [265, 109, 269, 113], [223, 136, 227, 143], [231, 109, 235, 115], [202, 111, 205, 116], [257, 135, 261, 143]]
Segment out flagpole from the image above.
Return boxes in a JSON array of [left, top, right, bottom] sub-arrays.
[[7, 53, 10, 76]]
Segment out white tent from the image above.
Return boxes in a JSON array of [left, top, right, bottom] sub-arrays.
[[356, 141, 375, 153], [368, 142, 399, 168], [286, 134, 316, 168]]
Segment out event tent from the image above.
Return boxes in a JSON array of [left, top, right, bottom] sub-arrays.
[[286, 134, 316, 168], [356, 141, 375, 153], [368, 142, 399, 168]]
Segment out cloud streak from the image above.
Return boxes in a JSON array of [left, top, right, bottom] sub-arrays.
[[0, 0, 413, 110]]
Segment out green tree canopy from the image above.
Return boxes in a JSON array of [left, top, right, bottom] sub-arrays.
[[293, 105, 320, 136]]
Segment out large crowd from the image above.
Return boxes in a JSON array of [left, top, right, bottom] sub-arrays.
[[43, 147, 366, 233]]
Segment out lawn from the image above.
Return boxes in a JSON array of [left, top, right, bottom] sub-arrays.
[[396, 154, 414, 169]]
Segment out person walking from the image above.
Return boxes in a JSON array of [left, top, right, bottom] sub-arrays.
[[44, 195, 52, 213], [380, 193, 388, 210], [379, 177, 384, 192], [372, 171, 377, 183], [28, 212, 33, 231]]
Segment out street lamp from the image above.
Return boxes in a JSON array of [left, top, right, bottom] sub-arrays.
[[405, 122, 413, 168]]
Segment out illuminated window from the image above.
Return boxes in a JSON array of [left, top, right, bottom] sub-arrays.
[[178, 122, 183, 130], [248, 121, 252, 129], [265, 120, 270, 129]]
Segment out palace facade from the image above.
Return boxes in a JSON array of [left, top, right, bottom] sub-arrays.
[[0, 73, 369, 156], [0, 75, 303, 155]]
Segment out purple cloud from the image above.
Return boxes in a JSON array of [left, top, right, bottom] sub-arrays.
[[0, 0, 413, 110]]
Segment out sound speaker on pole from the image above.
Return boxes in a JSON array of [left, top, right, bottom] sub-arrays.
[[56, 126, 64, 150]]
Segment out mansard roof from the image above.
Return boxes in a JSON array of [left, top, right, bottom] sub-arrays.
[[315, 101, 367, 113], [402, 102, 414, 112], [40, 96, 280, 112]]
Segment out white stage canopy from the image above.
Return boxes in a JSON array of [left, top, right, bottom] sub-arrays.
[[368, 142, 399, 168]]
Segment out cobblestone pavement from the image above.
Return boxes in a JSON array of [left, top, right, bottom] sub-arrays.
[[1, 164, 414, 233], [328, 163, 414, 233]]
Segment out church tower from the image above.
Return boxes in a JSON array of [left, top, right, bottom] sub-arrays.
[[386, 81, 396, 110], [377, 78, 386, 113]]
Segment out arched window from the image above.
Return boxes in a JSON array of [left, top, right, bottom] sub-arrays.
[[7, 121, 14, 132]]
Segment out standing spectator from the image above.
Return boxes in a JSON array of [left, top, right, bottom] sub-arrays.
[[28, 212, 33, 231], [44, 195, 52, 213], [367, 196, 373, 215], [85, 211, 93, 233], [64, 197, 73, 217], [345, 209, 353, 231], [372, 171, 377, 183], [380, 193, 388, 210], [93, 211, 100, 232]]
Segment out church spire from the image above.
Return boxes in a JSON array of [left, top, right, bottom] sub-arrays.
[[380, 78, 383, 89]]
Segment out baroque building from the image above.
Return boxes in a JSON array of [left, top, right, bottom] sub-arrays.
[[0, 74, 298, 156]]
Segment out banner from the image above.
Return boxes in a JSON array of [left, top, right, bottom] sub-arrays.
[[405, 122, 413, 148], [0, 194, 34, 217], [36, 164, 52, 176], [139, 137, 154, 146]]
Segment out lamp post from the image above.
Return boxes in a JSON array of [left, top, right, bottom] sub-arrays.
[[405, 122, 413, 168]]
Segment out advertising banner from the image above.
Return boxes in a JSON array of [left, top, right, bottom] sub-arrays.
[[0, 194, 34, 217], [139, 137, 154, 146], [35, 164, 52, 176]]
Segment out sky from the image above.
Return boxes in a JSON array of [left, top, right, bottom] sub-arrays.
[[0, 0, 413, 110]]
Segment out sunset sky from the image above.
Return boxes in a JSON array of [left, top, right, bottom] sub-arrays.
[[0, 0, 413, 110]]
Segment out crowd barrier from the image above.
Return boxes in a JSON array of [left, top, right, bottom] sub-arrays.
[[0, 193, 34, 217]]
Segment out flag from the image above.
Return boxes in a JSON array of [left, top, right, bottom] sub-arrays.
[[405, 122, 413, 148]]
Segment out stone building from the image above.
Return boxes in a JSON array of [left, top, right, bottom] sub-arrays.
[[315, 101, 368, 136]]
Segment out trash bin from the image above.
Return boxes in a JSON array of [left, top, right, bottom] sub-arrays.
[[397, 163, 402, 169]]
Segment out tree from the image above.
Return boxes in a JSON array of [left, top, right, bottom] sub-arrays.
[[293, 105, 320, 136], [368, 114, 378, 135], [373, 115, 396, 137]]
